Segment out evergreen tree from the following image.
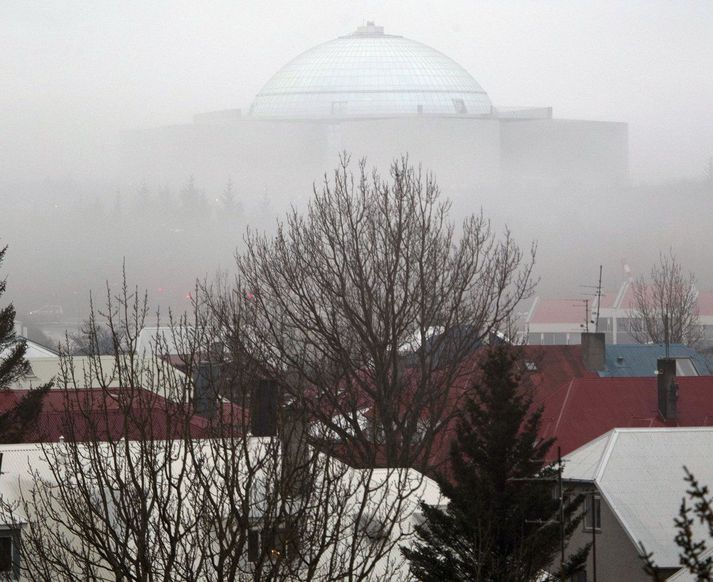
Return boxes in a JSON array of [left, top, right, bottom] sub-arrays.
[[221, 178, 240, 215], [0, 245, 30, 388], [402, 345, 588, 581], [0, 245, 49, 443]]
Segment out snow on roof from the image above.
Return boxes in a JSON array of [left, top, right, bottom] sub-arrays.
[[563, 427, 713, 568], [0, 338, 58, 362], [12, 355, 188, 393]]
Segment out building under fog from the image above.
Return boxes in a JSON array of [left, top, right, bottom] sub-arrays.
[[122, 22, 628, 198]]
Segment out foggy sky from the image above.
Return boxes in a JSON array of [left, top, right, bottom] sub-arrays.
[[2, 1, 712, 184], [2, 1, 713, 328]]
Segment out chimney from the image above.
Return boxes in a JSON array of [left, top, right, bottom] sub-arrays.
[[250, 379, 278, 437], [193, 362, 220, 419], [657, 358, 678, 422], [280, 406, 311, 497], [581, 332, 606, 372]]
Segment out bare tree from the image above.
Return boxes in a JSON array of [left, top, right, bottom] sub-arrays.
[[629, 251, 702, 347], [233, 155, 535, 469], [0, 278, 434, 581]]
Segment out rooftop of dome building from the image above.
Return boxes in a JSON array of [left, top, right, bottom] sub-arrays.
[[249, 22, 492, 120]]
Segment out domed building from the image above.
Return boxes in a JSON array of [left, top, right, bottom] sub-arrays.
[[121, 23, 627, 198], [250, 22, 492, 119]]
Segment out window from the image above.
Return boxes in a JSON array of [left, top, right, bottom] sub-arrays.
[[452, 98, 467, 114], [331, 101, 348, 115], [0, 537, 10, 572], [0, 531, 19, 577], [584, 494, 601, 530], [247, 529, 260, 563], [676, 358, 699, 376], [249, 522, 298, 563]]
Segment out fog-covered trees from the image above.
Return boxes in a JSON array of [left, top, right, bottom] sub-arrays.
[[233, 155, 535, 468], [630, 251, 702, 346]]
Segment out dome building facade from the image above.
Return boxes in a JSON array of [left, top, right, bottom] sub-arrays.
[[121, 23, 628, 200], [250, 22, 492, 119]]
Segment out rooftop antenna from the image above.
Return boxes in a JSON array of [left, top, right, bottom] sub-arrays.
[[576, 298, 592, 333], [583, 299, 589, 333], [579, 266, 603, 332], [594, 265, 602, 331]]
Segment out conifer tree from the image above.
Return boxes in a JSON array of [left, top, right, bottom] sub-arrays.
[[402, 345, 588, 581], [0, 245, 49, 443], [0, 245, 30, 388]]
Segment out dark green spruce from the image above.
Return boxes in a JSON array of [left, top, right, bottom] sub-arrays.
[[402, 345, 589, 581], [0, 245, 49, 443]]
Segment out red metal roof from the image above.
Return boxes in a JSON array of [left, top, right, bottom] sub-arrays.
[[535, 376, 713, 461], [528, 298, 585, 324], [697, 290, 713, 316], [0, 388, 240, 443], [425, 346, 713, 468]]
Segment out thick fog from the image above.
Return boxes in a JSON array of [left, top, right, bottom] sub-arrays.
[[1, 1, 712, 339]]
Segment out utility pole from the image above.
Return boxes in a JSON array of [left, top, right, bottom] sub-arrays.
[[591, 490, 597, 582], [594, 265, 602, 332], [558, 447, 565, 580]]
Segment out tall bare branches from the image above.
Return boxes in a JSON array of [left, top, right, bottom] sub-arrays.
[[630, 251, 701, 347], [1, 277, 432, 581], [235, 155, 535, 468]]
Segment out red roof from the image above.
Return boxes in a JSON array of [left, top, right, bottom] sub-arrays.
[[597, 291, 618, 309], [0, 388, 241, 443], [522, 345, 596, 397], [528, 299, 585, 324], [697, 290, 713, 316], [423, 346, 713, 468], [536, 376, 713, 460]]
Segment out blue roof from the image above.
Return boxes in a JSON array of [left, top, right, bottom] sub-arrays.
[[600, 343, 713, 377]]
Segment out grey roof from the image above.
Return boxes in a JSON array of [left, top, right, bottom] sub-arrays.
[[666, 548, 713, 581], [250, 23, 492, 120], [563, 428, 713, 568], [600, 343, 713, 377]]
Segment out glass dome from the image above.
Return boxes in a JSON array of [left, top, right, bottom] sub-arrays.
[[250, 23, 492, 120]]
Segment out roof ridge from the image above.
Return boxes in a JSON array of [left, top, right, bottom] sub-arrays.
[[594, 429, 618, 481], [553, 379, 575, 435]]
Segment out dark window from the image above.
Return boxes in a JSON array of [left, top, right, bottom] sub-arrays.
[[0, 536, 11, 572], [251, 380, 278, 436], [260, 522, 298, 563], [247, 529, 260, 562], [452, 98, 467, 114], [584, 494, 601, 530]]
